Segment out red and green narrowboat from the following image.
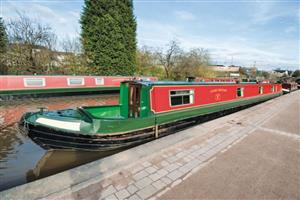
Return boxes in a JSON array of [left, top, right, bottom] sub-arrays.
[[20, 80, 282, 151]]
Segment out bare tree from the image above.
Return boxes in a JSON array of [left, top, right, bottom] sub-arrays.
[[61, 36, 81, 54], [156, 40, 181, 79], [7, 12, 57, 74], [172, 48, 212, 80], [60, 36, 89, 75]]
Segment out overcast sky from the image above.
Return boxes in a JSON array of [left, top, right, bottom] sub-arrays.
[[1, 0, 299, 70]]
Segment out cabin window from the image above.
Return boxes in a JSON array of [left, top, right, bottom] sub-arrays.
[[67, 78, 84, 86], [259, 86, 263, 94], [170, 90, 194, 106], [95, 78, 104, 85], [236, 88, 244, 97], [24, 78, 45, 87]]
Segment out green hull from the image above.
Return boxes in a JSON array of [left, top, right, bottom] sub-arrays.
[[23, 92, 281, 135]]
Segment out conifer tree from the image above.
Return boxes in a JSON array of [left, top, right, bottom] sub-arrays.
[[81, 0, 137, 75], [0, 17, 7, 54], [0, 17, 8, 74]]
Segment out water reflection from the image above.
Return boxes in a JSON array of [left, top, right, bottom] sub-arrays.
[[0, 94, 119, 191], [26, 149, 120, 182]]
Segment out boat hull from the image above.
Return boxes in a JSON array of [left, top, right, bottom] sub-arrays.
[[21, 124, 156, 151], [20, 93, 280, 151]]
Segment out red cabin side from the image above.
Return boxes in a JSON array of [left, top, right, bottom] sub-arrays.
[[150, 83, 282, 113]]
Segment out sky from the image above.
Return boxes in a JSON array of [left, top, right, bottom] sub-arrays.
[[0, 0, 299, 71]]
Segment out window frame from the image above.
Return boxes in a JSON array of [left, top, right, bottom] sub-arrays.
[[95, 77, 105, 85], [67, 77, 85, 86], [23, 78, 46, 87], [259, 86, 264, 94], [169, 89, 195, 107], [236, 87, 244, 98]]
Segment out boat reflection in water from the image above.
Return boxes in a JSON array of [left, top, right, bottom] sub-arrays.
[[26, 149, 121, 182]]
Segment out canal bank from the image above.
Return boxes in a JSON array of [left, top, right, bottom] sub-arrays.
[[1, 91, 299, 199]]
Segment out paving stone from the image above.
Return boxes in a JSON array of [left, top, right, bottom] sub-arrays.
[[183, 156, 191, 162], [149, 173, 161, 182], [133, 170, 148, 181], [100, 179, 113, 188], [142, 161, 152, 168], [145, 166, 157, 174], [100, 185, 117, 199], [167, 155, 178, 163], [167, 169, 184, 181], [161, 177, 172, 185], [157, 169, 168, 177], [175, 151, 187, 158], [135, 177, 153, 189], [152, 179, 166, 190], [130, 165, 144, 174], [178, 163, 193, 174], [137, 185, 158, 199], [160, 160, 169, 167], [128, 194, 142, 200], [103, 194, 118, 200], [127, 184, 138, 194], [115, 189, 130, 200], [115, 184, 126, 191], [164, 163, 180, 172]]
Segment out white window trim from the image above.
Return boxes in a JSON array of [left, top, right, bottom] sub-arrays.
[[95, 77, 105, 85], [24, 78, 46, 87], [169, 89, 194, 107], [67, 78, 85, 86], [237, 87, 244, 97]]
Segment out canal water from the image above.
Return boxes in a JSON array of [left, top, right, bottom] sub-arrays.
[[0, 94, 120, 191]]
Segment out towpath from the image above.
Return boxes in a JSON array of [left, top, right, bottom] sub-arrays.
[[1, 91, 299, 199]]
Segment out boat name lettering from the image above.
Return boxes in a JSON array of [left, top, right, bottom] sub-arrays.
[[210, 89, 227, 93]]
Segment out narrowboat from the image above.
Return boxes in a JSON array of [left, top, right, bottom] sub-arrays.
[[0, 75, 157, 100], [20, 81, 282, 151]]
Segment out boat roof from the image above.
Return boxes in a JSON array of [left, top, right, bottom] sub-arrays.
[[135, 80, 269, 86]]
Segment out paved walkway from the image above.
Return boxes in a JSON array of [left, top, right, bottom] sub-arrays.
[[54, 91, 300, 200]]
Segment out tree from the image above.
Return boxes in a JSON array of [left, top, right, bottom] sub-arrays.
[[262, 71, 270, 79], [81, 0, 137, 76], [0, 17, 8, 74], [7, 12, 57, 74], [136, 46, 165, 78], [60, 36, 89, 75], [292, 69, 300, 77], [156, 40, 181, 79], [173, 48, 213, 80]]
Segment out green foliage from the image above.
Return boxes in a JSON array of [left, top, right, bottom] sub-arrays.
[[172, 48, 213, 80], [292, 70, 300, 77], [81, 0, 137, 76], [0, 17, 7, 53], [136, 47, 165, 79], [0, 17, 8, 74]]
